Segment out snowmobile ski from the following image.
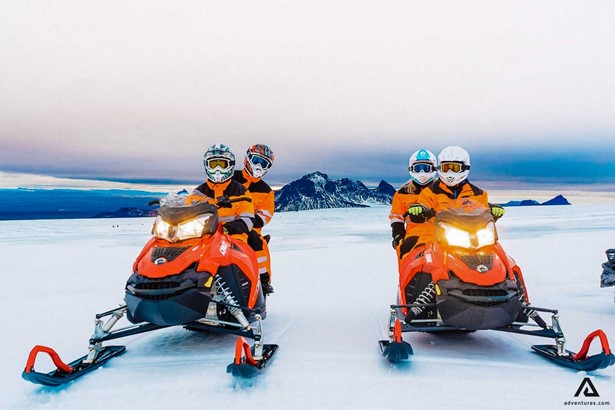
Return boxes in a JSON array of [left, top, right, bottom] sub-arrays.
[[22, 345, 126, 387], [379, 318, 413, 363], [532, 329, 615, 372], [226, 336, 279, 377]]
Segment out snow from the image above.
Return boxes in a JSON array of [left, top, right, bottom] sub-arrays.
[[2, 203, 615, 409]]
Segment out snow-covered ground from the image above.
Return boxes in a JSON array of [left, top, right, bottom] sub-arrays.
[[2, 203, 614, 410]]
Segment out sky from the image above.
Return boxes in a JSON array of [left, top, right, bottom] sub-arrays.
[[1, 1, 615, 187]]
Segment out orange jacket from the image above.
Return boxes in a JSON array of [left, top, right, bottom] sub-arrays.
[[233, 169, 274, 234], [389, 181, 430, 244], [415, 179, 489, 244], [187, 179, 255, 241]]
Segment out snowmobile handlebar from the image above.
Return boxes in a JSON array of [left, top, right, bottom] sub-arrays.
[[215, 196, 252, 208], [402, 206, 436, 222]]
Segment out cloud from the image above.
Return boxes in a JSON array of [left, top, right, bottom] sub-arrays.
[[1, 1, 614, 185]]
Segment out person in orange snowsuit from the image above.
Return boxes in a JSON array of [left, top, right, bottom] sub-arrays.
[[233, 144, 276, 295], [389, 149, 438, 260], [186, 144, 255, 243], [408, 146, 504, 245]]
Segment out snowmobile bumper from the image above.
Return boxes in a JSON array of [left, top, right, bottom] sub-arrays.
[[125, 270, 214, 326], [125, 285, 212, 326], [22, 345, 126, 387], [436, 278, 522, 330]]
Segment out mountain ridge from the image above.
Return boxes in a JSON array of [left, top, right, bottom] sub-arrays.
[[275, 172, 394, 212]]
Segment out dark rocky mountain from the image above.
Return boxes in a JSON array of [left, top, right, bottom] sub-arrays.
[[376, 180, 396, 197], [501, 195, 571, 207], [275, 172, 394, 212]]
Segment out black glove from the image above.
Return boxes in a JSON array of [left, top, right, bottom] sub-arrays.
[[253, 214, 265, 229], [216, 196, 232, 208], [222, 220, 248, 235]]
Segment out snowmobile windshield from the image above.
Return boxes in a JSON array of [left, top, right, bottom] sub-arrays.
[[157, 192, 219, 226], [434, 200, 497, 250], [152, 192, 219, 242]]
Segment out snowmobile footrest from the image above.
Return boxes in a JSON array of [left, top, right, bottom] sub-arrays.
[[379, 340, 413, 363], [22, 345, 126, 386], [226, 337, 278, 378]]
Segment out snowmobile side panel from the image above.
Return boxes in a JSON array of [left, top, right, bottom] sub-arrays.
[[22, 345, 126, 386]]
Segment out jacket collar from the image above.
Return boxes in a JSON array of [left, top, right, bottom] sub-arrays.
[[242, 169, 261, 184]]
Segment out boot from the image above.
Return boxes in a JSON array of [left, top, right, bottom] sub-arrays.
[[260, 273, 274, 295]]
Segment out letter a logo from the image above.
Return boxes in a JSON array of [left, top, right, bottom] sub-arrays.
[[574, 377, 599, 397]]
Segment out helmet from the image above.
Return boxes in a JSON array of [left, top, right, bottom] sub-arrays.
[[203, 144, 235, 183], [408, 149, 437, 186], [437, 146, 471, 187], [244, 144, 274, 179]]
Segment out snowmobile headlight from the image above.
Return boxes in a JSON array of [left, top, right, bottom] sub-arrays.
[[175, 215, 212, 241], [476, 222, 496, 248], [152, 215, 173, 241], [441, 223, 472, 248]]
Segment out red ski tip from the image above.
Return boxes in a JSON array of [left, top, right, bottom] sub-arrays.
[[233, 337, 258, 366], [24, 345, 73, 374], [573, 330, 612, 361]]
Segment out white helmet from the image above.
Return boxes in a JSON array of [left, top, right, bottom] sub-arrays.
[[203, 144, 235, 183], [437, 146, 471, 187], [408, 149, 437, 186]]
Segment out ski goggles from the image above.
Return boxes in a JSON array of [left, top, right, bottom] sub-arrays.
[[248, 154, 272, 169], [206, 158, 231, 169], [439, 162, 468, 173], [410, 163, 435, 173]]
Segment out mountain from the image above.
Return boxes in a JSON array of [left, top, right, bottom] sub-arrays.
[[274, 172, 394, 212], [541, 194, 571, 206], [375, 180, 396, 197], [501, 195, 570, 207]]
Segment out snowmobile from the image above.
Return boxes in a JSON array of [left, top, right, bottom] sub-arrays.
[[601, 249, 615, 302], [23, 193, 278, 386], [379, 199, 614, 371], [601, 249, 615, 288]]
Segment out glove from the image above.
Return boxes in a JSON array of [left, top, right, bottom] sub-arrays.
[[222, 220, 247, 235], [392, 234, 404, 249], [216, 196, 232, 208], [491, 204, 505, 219], [407, 204, 425, 216]]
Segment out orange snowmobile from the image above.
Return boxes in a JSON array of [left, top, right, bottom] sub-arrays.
[[23, 193, 278, 386], [379, 199, 614, 371]]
